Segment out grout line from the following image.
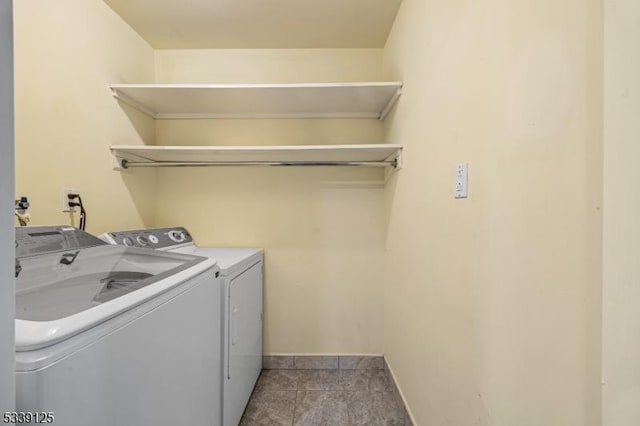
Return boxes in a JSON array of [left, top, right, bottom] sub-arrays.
[[291, 390, 298, 426], [292, 369, 301, 426], [344, 387, 354, 426], [264, 353, 384, 357]]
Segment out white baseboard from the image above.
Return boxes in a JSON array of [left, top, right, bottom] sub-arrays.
[[384, 356, 417, 426]]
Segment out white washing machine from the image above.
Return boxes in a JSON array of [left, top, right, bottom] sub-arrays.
[[100, 227, 263, 426], [15, 226, 222, 426]]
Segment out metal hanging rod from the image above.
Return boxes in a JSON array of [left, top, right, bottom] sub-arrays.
[[120, 159, 398, 169]]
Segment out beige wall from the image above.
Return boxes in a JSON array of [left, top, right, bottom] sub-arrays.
[[382, 0, 603, 424], [155, 49, 386, 84], [13, 3, 619, 422], [154, 49, 387, 354], [14, 0, 156, 234], [603, 0, 640, 424]]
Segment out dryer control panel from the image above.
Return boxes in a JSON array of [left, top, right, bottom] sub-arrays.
[[100, 227, 193, 249]]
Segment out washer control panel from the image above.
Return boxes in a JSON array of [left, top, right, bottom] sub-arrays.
[[100, 227, 193, 249], [16, 226, 107, 258]]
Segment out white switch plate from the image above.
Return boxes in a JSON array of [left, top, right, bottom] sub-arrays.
[[454, 163, 468, 198]]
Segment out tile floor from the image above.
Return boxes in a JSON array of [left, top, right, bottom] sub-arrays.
[[239, 369, 408, 425]]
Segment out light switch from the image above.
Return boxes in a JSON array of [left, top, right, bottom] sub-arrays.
[[454, 163, 468, 199]]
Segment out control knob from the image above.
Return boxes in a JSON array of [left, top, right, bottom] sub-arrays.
[[168, 230, 186, 243]]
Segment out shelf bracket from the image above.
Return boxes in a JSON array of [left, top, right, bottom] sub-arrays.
[[111, 88, 158, 119], [393, 148, 403, 170], [113, 156, 128, 171], [383, 147, 403, 183], [379, 87, 402, 121]]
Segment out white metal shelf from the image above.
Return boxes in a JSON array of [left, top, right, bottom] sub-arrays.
[[110, 82, 402, 120], [111, 144, 403, 170]]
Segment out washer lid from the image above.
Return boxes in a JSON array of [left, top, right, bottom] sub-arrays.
[[15, 245, 215, 351]]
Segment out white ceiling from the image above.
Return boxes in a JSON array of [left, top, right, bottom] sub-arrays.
[[104, 0, 403, 49]]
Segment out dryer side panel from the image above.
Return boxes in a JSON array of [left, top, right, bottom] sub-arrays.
[[224, 261, 263, 426]]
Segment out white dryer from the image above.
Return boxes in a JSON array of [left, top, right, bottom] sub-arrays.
[[100, 227, 263, 426], [15, 226, 222, 426]]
